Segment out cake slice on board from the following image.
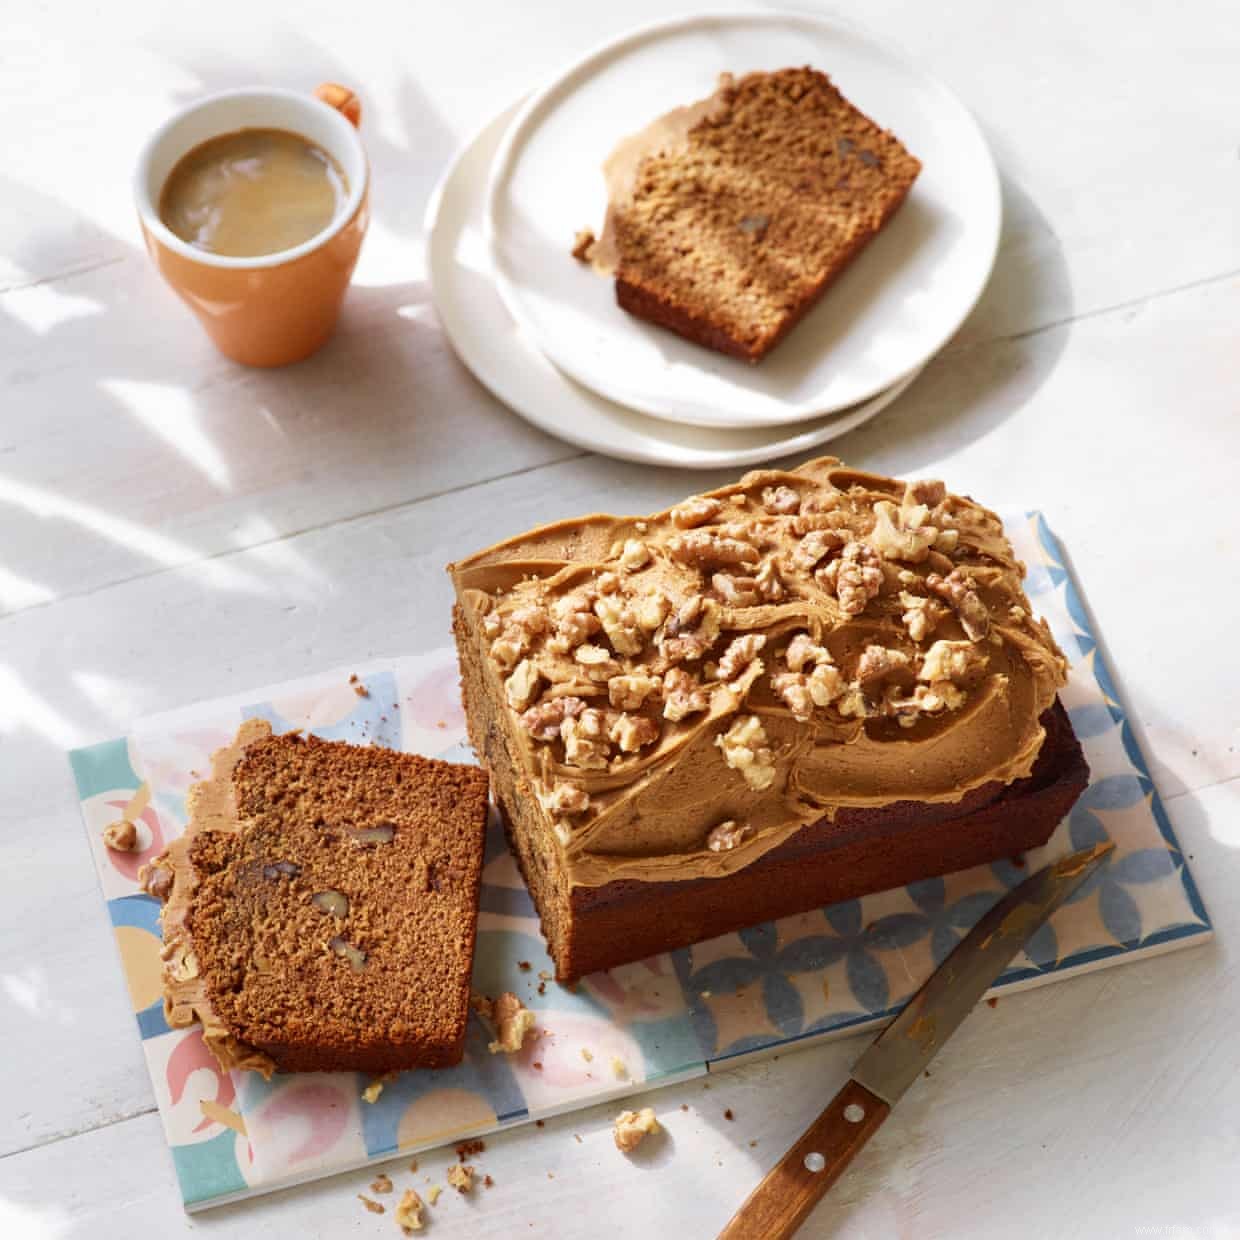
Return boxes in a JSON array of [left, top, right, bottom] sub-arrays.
[[141, 721, 489, 1076], [581, 67, 922, 362]]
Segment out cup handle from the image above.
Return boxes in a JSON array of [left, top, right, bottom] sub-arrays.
[[314, 82, 361, 128]]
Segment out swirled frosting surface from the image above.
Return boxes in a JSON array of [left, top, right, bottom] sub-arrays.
[[449, 458, 1067, 888]]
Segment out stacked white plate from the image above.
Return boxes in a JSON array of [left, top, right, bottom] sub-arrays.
[[425, 11, 1001, 469]]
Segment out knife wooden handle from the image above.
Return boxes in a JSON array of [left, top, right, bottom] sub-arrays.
[[716, 1078, 890, 1240]]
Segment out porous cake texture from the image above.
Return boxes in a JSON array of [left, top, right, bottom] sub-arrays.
[[449, 458, 1088, 982], [143, 723, 489, 1075], [602, 67, 922, 361]]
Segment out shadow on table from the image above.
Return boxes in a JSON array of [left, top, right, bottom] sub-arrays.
[[801, 170, 1077, 475]]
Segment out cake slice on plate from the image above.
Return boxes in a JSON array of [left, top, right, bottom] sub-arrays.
[[142, 722, 489, 1076], [448, 457, 1088, 983], [582, 67, 922, 362]]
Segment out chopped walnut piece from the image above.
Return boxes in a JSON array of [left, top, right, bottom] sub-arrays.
[[900, 590, 948, 643], [618, 539, 651, 572], [520, 694, 586, 740], [754, 557, 785, 601], [358, 1194, 385, 1215], [489, 632, 527, 670], [881, 682, 967, 726], [613, 1107, 661, 1153], [772, 672, 814, 721], [712, 571, 760, 607], [597, 571, 621, 595], [671, 496, 724, 528], [663, 667, 711, 721], [808, 662, 847, 707], [785, 632, 831, 673], [761, 485, 801, 514], [102, 819, 139, 852], [427, 1186, 442, 1206], [905, 478, 946, 508], [717, 715, 776, 791], [487, 991, 536, 1054], [635, 590, 672, 631], [667, 530, 759, 569], [447, 1164, 474, 1195], [361, 1080, 384, 1104], [609, 673, 661, 710], [593, 595, 643, 655], [717, 634, 766, 681], [857, 645, 912, 687], [548, 603, 601, 653], [510, 605, 549, 635], [561, 708, 610, 768], [574, 643, 612, 666], [609, 712, 660, 753], [395, 1188, 426, 1231], [935, 527, 960, 552], [505, 659, 544, 710], [370, 1173, 393, 1194], [537, 781, 590, 816], [870, 500, 938, 563], [139, 859, 174, 902], [920, 639, 987, 684], [926, 570, 991, 641], [792, 528, 844, 571], [707, 819, 753, 852], [660, 595, 723, 662], [481, 611, 502, 640], [820, 541, 883, 616]]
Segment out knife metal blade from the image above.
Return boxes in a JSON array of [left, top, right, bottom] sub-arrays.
[[717, 841, 1115, 1240], [851, 839, 1114, 1106]]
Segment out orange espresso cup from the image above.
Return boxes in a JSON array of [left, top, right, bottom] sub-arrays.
[[134, 83, 369, 367]]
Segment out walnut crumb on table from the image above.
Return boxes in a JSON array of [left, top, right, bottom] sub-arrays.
[[357, 1194, 385, 1215], [361, 1079, 384, 1103], [447, 1163, 474, 1194], [370, 1173, 393, 1194], [394, 1188, 425, 1232], [613, 1106, 661, 1154], [427, 1185, 441, 1205]]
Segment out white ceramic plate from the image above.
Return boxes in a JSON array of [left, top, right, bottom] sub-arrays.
[[485, 11, 997, 430], [426, 101, 923, 471]]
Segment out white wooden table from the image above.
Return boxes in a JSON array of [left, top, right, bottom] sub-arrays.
[[3, 1, 1238, 1236]]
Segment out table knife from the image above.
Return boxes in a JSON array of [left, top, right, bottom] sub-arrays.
[[717, 842, 1114, 1240]]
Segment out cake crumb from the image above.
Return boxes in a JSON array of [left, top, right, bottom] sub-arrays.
[[724, 1109, 734, 1121], [394, 1188, 425, 1232], [538, 970, 553, 981], [532, 1061, 543, 1071], [427, 1185, 441, 1205], [535, 1119, 545, 1128], [455, 1138, 486, 1160], [613, 1106, 660, 1154], [611, 1057, 628, 1079], [518, 960, 532, 972], [408, 1158, 418, 1174], [748, 1139, 758, 1148], [580, 1048, 594, 1063], [574, 1133, 582, 1143], [358, 1193, 385, 1215], [370, 1173, 393, 1194], [362, 1079, 384, 1104], [987, 997, 999, 1009], [103, 819, 139, 852], [486, 992, 536, 1054], [448, 1163, 474, 1194], [572, 228, 596, 262], [354, 682, 369, 697], [483, 1174, 494, 1188], [680, 1104, 688, 1112], [537, 981, 547, 995]]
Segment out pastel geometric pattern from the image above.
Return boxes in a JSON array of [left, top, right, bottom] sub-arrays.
[[69, 514, 1210, 1209]]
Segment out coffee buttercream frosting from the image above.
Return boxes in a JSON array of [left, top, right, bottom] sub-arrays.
[[449, 458, 1068, 888]]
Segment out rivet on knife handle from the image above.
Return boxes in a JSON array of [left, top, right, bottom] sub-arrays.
[[716, 1078, 889, 1240]]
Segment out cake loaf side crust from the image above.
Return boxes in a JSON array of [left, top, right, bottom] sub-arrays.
[[552, 698, 1087, 981]]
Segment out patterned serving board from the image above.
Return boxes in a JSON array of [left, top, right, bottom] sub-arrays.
[[69, 513, 1211, 1209]]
